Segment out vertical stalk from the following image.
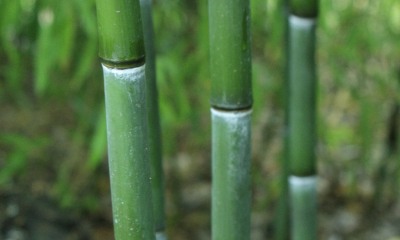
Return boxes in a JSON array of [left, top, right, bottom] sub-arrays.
[[95, 0, 155, 239], [211, 109, 252, 239], [274, 0, 290, 239], [287, 1, 318, 239], [208, 0, 253, 239], [140, 0, 167, 239]]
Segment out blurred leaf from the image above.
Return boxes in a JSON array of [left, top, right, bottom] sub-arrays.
[[0, 134, 49, 184], [87, 106, 107, 170], [56, 2, 76, 69], [34, 7, 56, 96], [70, 39, 98, 91], [0, 151, 27, 185]]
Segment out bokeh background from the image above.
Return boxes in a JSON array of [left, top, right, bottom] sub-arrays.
[[1, 0, 400, 239]]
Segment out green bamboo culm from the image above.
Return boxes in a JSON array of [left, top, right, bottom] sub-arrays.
[[209, 0, 253, 239], [95, 0, 155, 239], [139, 0, 167, 239], [287, 0, 318, 239], [209, 0, 252, 110], [274, 0, 290, 239]]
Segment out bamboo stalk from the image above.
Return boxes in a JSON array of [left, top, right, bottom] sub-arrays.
[[208, 0, 253, 238], [140, 0, 167, 239], [211, 109, 252, 239], [95, 0, 155, 239], [274, 1, 290, 239], [209, 0, 252, 110], [287, 3, 318, 239]]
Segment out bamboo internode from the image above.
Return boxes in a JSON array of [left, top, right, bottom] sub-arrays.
[[208, 0, 252, 110], [96, 0, 145, 67], [102, 65, 155, 240], [288, 15, 317, 177], [140, 0, 167, 238], [211, 109, 252, 239]]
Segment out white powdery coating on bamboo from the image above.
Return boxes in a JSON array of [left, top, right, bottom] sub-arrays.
[[289, 175, 317, 191], [289, 14, 316, 28], [155, 232, 167, 240], [102, 64, 146, 82], [210, 108, 252, 118], [211, 108, 252, 183]]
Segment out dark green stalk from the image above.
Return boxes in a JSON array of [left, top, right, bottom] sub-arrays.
[[288, 16, 316, 177], [95, 0, 155, 239], [209, 0, 252, 110], [209, 0, 253, 238], [140, 0, 167, 239], [289, 0, 318, 18], [274, 0, 290, 239], [287, 1, 318, 239], [96, 0, 145, 68]]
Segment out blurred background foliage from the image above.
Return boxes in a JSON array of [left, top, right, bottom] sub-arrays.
[[1, 0, 400, 239]]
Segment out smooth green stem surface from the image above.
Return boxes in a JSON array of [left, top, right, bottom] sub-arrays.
[[289, 0, 318, 18], [288, 15, 316, 176], [211, 108, 252, 240], [208, 0, 252, 110], [103, 64, 155, 240], [274, 1, 290, 239], [96, 0, 145, 67], [140, 0, 166, 234], [289, 175, 317, 240]]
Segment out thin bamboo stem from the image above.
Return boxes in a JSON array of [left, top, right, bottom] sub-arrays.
[[274, 0, 290, 239], [287, 8, 318, 240], [140, 0, 167, 238], [288, 15, 316, 177]]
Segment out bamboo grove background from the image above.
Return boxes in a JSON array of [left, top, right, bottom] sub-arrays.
[[1, 0, 400, 239]]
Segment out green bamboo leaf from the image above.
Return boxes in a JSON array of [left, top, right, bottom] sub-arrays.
[[0, 1, 23, 94], [73, 0, 97, 36], [55, 2, 76, 69], [34, 7, 56, 96], [0, 134, 49, 185], [87, 106, 107, 170], [70, 39, 98, 90], [0, 151, 27, 185]]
